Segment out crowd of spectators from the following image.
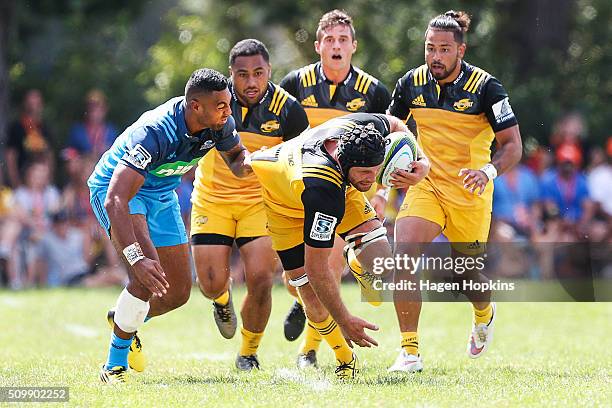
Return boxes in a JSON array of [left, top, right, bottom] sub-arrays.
[[0, 90, 610, 289]]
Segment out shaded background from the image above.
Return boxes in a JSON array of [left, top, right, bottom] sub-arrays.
[[1, 0, 611, 151]]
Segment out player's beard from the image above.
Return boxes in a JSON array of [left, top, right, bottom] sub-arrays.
[[430, 56, 459, 81], [350, 178, 373, 192]]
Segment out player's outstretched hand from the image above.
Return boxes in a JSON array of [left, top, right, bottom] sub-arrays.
[[459, 168, 489, 195], [133, 258, 169, 298], [340, 314, 379, 348]]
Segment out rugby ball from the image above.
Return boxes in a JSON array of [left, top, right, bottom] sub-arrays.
[[376, 131, 418, 188]]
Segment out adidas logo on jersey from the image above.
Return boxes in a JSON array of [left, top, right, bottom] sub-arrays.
[[301, 95, 318, 108], [411, 95, 426, 107]]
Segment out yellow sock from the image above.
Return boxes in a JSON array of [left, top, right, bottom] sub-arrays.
[[239, 327, 263, 356], [310, 314, 353, 363], [296, 296, 303, 306], [299, 320, 322, 354], [214, 290, 230, 306], [401, 331, 419, 356], [473, 303, 493, 326]]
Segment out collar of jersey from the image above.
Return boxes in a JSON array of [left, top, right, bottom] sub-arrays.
[[317, 62, 354, 85]]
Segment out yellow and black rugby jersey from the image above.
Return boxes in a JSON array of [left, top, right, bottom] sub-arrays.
[[251, 113, 390, 248], [389, 60, 518, 208], [194, 82, 309, 204], [280, 62, 391, 127]]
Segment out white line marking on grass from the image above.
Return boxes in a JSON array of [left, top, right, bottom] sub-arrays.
[[1, 297, 23, 308], [64, 324, 100, 338], [274, 368, 332, 391]]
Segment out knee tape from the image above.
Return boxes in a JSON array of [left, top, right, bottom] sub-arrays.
[[343, 226, 388, 257], [288, 273, 309, 288], [113, 288, 150, 333]]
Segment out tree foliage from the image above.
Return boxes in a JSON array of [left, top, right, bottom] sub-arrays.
[[6, 0, 612, 149]]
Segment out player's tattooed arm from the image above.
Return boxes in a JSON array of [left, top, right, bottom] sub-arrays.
[[219, 143, 252, 177]]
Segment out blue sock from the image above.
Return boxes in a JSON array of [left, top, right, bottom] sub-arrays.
[[105, 333, 133, 370]]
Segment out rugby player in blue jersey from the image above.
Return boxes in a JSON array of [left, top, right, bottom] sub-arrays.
[[88, 68, 251, 383]]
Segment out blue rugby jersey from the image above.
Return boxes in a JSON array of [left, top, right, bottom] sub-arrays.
[[88, 97, 239, 196]]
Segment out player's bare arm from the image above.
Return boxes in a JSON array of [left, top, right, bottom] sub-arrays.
[[105, 163, 169, 297], [220, 143, 252, 177], [304, 245, 379, 348], [460, 124, 522, 195]]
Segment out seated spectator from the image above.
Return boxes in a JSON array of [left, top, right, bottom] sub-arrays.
[[539, 143, 594, 239], [586, 138, 612, 242], [6, 90, 54, 188], [32, 210, 91, 286], [67, 89, 118, 159], [0, 161, 61, 288], [587, 138, 612, 218], [59, 150, 127, 286], [33, 210, 126, 287]]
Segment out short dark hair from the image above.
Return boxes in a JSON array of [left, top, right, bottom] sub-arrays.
[[316, 9, 355, 41], [184, 68, 228, 100], [427, 10, 471, 43], [229, 39, 270, 66]]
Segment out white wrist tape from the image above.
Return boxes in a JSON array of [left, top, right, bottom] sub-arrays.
[[480, 163, 498, 181], [123, 242, 145, 266], [375, 187, 391, 201]]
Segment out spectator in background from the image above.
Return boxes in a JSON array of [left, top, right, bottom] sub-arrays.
[[492, 162, 541, 239], [61, 147, 95, 222], [0, 161, 61, 288], [525, 145, 554, 177], [67, 89, 118, 159], [549, 112, 586, 147], [0, 185, 13, 286], [540, 143, 594, 239], [60, 149, 127, 287], [33, 210, 91, 286], [587, 138, 612, 218], [586, 138, 612, 242], [6, 90, 54, 188]]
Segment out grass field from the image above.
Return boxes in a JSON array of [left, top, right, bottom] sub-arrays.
[[1, 285, 610, 407]]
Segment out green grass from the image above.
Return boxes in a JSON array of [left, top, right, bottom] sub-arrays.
[[1, 285, 610, 407]]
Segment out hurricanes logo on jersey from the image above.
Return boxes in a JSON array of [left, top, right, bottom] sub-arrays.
[[346, 98, 366, 112], [260, 120, 280, 133], [411, 94, 426, 107], [301, 95, 318, 107], [453, 98, 474, 111]]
